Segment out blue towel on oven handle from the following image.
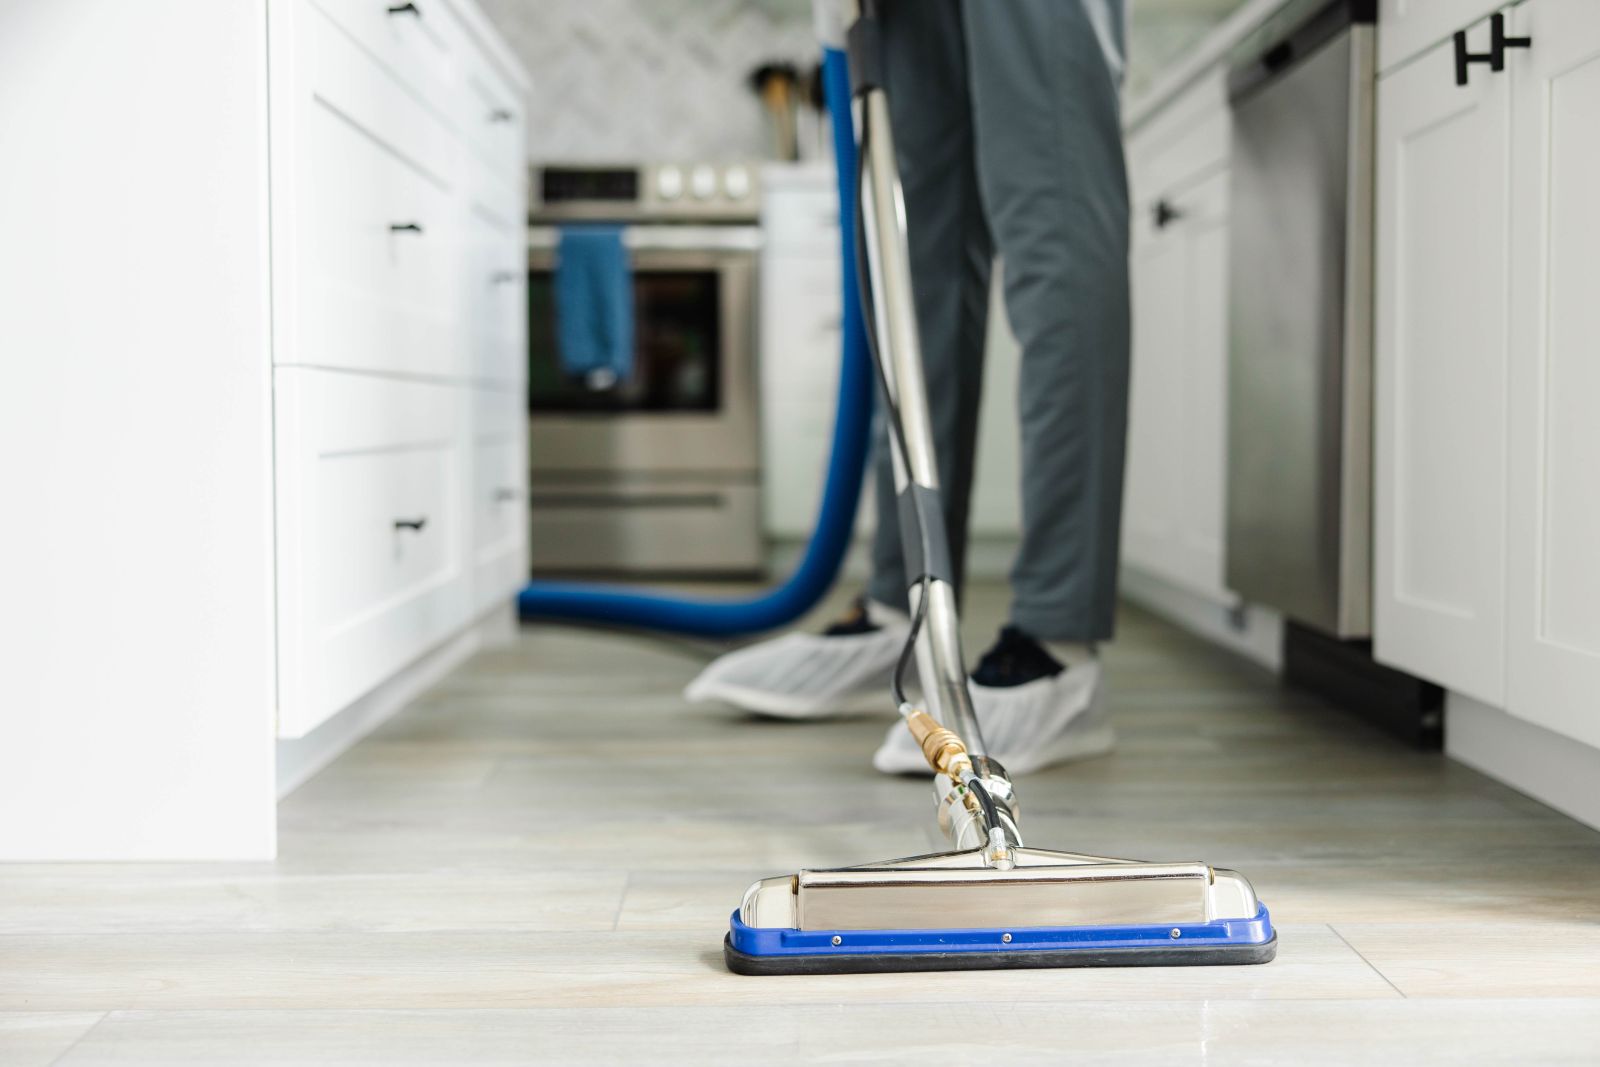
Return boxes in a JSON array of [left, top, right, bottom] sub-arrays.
[[554, 225, 634, 389]]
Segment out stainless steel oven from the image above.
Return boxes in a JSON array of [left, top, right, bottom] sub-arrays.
[[526, 163, 764, 575]]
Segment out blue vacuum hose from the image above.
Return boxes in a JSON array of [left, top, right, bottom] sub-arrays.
[[516, 48, 872, 637]]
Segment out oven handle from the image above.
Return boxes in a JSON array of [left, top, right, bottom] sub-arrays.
[[527, 225, 762, 254]]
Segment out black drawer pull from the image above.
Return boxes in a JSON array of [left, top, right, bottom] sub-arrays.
[[387, 3, 421, 16], [393, 517, 428, 532], [1455, 13, 1530, 86], [389, 222, 425, 235], [1154, 199, 1183, 229], [489, 108, 515, 124], [492, 487, 521, 503]]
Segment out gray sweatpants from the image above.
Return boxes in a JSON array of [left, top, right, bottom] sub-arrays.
[[864, 0, 1132, 643]]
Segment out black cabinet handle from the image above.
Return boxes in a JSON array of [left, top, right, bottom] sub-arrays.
[[489, 108, 515, 124], [387, 3, 421, 16], [1452, 29, 1482, 86], [1455, 13, 1530, 86], [389, 222, 425, 235], [1154, 199, 1183, 230], [393, 517, 428, 532], [492, 487, 520, 503], [1491, 12, 1532, 70]]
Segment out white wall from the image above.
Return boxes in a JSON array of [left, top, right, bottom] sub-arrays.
[[476, 0, 818, 161]]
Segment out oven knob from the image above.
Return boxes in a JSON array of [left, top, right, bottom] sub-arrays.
[[690, 164, 718, 201], [723, 165, 752, 200], [656, 165, 684, 201]]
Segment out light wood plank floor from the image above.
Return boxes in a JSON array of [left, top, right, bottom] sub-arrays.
[[5, 586, 1600, 1064]]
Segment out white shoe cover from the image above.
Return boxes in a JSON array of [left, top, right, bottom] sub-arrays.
[[872, 659, 1113, 775], [684, 609, 910, 720]]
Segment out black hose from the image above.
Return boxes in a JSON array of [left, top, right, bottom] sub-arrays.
[[965, 776, 1003, 839], [891, 575, 930, 711]]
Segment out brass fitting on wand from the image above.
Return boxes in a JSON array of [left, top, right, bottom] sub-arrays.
[[902, 707, 974, 782], [903, 706, 1015, 867]]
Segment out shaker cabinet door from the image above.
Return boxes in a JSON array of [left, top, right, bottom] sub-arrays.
[[1124, 170, 1231, 601], [1123, 193, 1188, 584], [1372, 20, 1511, 704], [1505, 0, 1600, 748]]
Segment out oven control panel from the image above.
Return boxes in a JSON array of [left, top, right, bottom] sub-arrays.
[[532, 162, 761, 223]]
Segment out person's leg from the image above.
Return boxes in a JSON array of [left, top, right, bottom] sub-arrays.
[[865, 0, 994, 615], [862, 0, 1131, 773], [962, 0, 1131, 642], [685, 0, 991, 723]]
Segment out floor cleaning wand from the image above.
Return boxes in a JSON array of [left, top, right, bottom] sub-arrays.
[[722, 0, 1278, 975], [839, 0, 1020, 867]]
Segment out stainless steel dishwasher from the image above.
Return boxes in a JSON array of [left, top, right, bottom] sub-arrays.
[[1225, 0, 1376, 638]]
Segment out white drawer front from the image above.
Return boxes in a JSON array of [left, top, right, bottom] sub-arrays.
[[454, 42, 524, 178], [292, 106, 461, 378], [278, 1, 463, 379], [469, 390, 528, 612], [307, 0, 523, 184], [275, 369, 468, 737], [306, 0, 457, 115], [464, 205, 526, 387], [299, 0, 459, 184]]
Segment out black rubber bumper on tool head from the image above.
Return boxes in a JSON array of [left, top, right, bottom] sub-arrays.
[[724, 933, 1278, 976]]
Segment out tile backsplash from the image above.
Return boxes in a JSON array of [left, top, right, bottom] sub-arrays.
[[477, 0, 818, 163]]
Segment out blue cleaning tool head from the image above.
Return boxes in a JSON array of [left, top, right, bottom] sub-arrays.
[[725, 905, 1276, 975], [723, 848, 1277, 976]]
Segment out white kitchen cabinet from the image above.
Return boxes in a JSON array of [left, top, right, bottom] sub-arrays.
[[268, 0, 529, 739], [1172, 176, 1231, 599], [758, 168, 847, 540], [274, 370, 471, 737], [1504, 0, 1600, 749], [0, 0, 528, 859], [1372, 12, 1511, 706], [1, 0, 281, 860], [1123, 78, 1233, 605]]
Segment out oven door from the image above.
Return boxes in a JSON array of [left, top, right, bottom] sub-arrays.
[[526, 225, 760, 475]]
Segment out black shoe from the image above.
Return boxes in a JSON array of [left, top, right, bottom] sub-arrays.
[[822, 595, 884, 636], [970, 625, 1065, 688]]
